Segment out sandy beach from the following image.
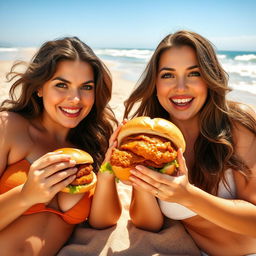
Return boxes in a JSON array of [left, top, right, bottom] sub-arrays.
[[0, 56, 255, 122]]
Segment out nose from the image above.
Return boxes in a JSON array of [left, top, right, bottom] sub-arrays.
[[67, 89, 81, 104], [175, 77, 186, 91]]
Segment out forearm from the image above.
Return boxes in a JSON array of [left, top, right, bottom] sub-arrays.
[[130, 188, 163, 232], [89, 172, 121, 229], [184, 184, 256, 236], [0, 185, 32, 231]]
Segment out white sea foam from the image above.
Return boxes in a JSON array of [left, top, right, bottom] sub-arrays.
[[0, 48, 19, 52], [221, 62, 256, 78], [230, 82, 256, 95], [217, 54, 226, 59], [95, 49, 153, 60], [234, 54, 256, 61]]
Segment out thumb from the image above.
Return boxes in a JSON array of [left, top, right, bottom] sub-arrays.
[[177, 148, 188, 176], [104, 140, 117, 163]]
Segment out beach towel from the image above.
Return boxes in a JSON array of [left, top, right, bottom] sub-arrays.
[[58, 182, 200, 256]]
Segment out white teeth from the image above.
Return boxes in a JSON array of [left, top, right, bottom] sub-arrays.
[[172, 98, 192, 104], [61, 108, 80, 114]]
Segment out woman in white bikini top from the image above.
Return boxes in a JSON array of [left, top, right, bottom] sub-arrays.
[[124, 30, 256, 256], [159, 169, 236, 220]]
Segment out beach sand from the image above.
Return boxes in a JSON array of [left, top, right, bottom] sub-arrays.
[[0, 58, 255, 122]]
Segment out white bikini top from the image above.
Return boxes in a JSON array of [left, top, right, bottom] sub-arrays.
[[158, 169, 236, 220]]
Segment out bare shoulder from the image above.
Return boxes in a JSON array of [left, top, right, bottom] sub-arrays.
[[231, 104, 256, 203], [0, 111, 30, 174], [232, 122, 255, 164], [238, 102, 256, 118], [0, 111, 29, 134], [232, 102, 256, 150]]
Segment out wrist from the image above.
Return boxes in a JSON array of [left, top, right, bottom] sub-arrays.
[[17, 185, 35, 209], [181, 183, 201, 208], [133, 186, 155, 199], [98, 162, 116, 180], [99, 162, 114, 174]]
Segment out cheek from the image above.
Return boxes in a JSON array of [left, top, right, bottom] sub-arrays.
[[42, 94, 57, 108], [82, 92, 95, 106], [43, 89, 64, 103], [196, 82, 208, 98], [156, 81, 170, 99]]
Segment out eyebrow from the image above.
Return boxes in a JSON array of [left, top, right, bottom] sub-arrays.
[[52, 77, 95, 84], [159, 65, 199, 72]]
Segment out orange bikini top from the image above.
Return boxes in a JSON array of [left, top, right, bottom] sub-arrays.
[[0, 159, 94, 224]]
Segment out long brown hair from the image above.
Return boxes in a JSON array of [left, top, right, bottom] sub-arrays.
[[1, 37, 117, 170], [124, 30, 256, 194]]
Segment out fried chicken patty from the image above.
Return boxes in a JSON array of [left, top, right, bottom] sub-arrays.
[[71, 172, 94, 186], [110, 134, 177, 168], [76, 164, 93, 178], [70, 164, 94, 185]]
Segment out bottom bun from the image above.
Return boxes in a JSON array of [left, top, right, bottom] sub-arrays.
[[112, 166, 132, 181], [113, 163, 176, 180], [61, 172, 97, 194]]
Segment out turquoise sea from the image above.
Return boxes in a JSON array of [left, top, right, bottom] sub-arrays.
[[0, 47, 256, 95]]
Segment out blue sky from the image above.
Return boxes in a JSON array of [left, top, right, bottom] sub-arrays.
[[0, 0, 256, 51]]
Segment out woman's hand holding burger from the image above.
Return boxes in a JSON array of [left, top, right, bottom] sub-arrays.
[[20, 151, 78, 206], [129, 148, 193, 204], [99, 120, 131, 183], [89, 121, 127, 228]]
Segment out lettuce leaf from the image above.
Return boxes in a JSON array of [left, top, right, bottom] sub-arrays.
[[147, 159, 179, 173], [67, 184, 83, 194]]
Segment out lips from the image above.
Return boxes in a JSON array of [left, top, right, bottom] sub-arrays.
[[170, 96, 194, 108], [59, 107, 82, 117]]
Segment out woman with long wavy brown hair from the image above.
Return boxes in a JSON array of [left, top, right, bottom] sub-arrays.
[[124, 31, 256, 255], [0, 37, 121, 255]]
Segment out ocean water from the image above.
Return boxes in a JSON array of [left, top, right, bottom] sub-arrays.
[[1, 47, 256, 95]]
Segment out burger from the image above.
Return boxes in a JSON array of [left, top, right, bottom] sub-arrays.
[[53, 148, 97, 194], [110, 117, 186, 180]]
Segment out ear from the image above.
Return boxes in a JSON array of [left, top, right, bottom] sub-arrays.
[[37, 88, 43, 97]]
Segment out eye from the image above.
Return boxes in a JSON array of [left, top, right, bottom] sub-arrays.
[[55, 83, 67, 88], [188, 71, 201, 77], [160, 72, 175, 79], [81, 84, 94, 90]]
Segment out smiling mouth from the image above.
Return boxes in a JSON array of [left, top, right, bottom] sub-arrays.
[[170, 98, 194, 106], [60, 107, 82, 117]]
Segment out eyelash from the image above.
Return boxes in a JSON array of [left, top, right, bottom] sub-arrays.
[[55, 83, 94, 90], [160, 71, 201, 79], [81, 85, 94, 90], [161, 73, 174, 79], [188, 71, 201, 77], [55, 83, 67, 88]]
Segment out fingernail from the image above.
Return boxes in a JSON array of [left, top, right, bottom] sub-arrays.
[[130, 170, 136, 174], [70, 160, 76, 165], [129, 176, 135, 181], [135, 165, 143, 171]]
